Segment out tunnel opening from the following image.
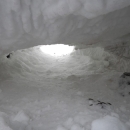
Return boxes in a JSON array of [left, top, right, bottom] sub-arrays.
[[40, 44, 75, 57]]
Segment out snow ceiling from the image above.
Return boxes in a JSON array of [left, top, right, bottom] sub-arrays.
[[0, 0, 130, 54]]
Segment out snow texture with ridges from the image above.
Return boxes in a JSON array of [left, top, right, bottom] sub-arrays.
[[0, 44, 130, 80], [0, 0, 130, 54]]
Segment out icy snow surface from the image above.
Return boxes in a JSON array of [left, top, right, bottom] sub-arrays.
[[0, 45, 130, 130], [0, 0, 130, 54]]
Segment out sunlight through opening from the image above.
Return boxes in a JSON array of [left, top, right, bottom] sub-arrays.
[[40, 44, 75, 56]]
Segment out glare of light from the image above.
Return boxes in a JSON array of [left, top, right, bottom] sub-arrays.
[[40, 44, 75, 56]]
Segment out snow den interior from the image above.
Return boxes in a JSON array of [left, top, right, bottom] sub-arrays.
[[0, 0, 130, 130]]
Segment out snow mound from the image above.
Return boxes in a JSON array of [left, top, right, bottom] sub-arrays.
[[57, 110, 104, 130], [12, 111, 30, 125], [0, 112, 12, 130], [0, 117, 12, 130], [91, 115, 128, 130], [10, 111, 30, 130]]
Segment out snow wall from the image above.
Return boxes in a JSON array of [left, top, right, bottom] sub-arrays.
[[1, 45, 130, 80], [0, 0, 130, 54]]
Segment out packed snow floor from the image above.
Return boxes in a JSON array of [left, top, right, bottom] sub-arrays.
[[0, 45, 130, 130]]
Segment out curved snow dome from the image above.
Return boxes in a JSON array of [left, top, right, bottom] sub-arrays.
[[0, 1, 130, 130], [0, 0, 130, 54]]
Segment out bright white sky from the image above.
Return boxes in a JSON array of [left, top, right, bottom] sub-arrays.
[[40, 44, 75, 56]]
